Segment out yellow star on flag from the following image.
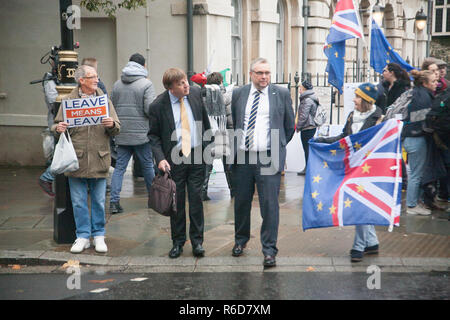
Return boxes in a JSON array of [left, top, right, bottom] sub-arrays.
[[317, 201, 323, 211], [362, 162, 371, 173], [311, 191, 319, 199], [329, 205, 336, 214], [356, 185, 365, 193], [335, 52, 339, 58], [344, 198, 353, 208], [313, 175, 322, 183], [330, 149, 337, 156], [354, 142, 362, 150], [339, 142, 346, 149], [323, 161, 329, 168]]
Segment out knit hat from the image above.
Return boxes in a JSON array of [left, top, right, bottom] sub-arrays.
[[354, 82, 378, 104], [129, 53, 145, 67], [301, 80, 313, 90]]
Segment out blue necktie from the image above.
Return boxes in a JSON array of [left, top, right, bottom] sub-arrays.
[[245, 90, 261, 150]]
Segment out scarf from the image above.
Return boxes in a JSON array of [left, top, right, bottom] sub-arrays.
[[351, 105, 376, 134]]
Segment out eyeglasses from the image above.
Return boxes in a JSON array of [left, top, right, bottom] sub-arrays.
[[253, 71, 271, 76]]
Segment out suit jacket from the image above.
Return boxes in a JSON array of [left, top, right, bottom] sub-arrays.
[[148, 86, 211, 165], [231, 83, 295, 172]]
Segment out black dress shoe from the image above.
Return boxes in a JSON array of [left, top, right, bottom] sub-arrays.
[[169, 245, 183, 258], [192, 244, 205, 257], [263, 255, 276, 268], [232, 244, 245, 257]]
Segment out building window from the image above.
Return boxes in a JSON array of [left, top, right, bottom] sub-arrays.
[[276, 0, 285, 82], [231, 0, 242, 83], [433, 0, 450, 35]]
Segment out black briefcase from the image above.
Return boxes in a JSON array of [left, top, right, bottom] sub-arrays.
[[148, 171, 177, 217]]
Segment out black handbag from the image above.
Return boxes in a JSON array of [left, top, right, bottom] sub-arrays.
[[148, 171, 177, 217]]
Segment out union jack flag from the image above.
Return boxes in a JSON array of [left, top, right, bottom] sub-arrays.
[[327, 0, 363, 43], [302, 119, 403, 231], [324, 0, 364, 93]]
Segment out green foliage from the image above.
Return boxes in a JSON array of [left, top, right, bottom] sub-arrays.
[[80, 0, 148, 17]]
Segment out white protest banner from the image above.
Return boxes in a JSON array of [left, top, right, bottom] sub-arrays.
[[62, 94, 109, 127]]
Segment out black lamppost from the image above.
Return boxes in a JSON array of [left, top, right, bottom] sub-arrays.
[[53, 0, 79, 244]]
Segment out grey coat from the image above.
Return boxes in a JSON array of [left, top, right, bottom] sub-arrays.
[[296, 90, 319, 131], [111, 61, 156, 145]]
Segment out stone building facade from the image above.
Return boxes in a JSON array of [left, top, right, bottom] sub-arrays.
[[0, 0, 434, 165]]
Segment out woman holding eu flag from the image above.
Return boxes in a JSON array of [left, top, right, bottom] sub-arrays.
[[315, 83, 383, 262]]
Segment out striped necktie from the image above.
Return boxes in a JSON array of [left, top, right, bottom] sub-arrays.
[[245, 90, 262, 150], [180, 97, 191, 157]]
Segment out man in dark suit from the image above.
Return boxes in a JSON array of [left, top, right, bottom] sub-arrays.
[[230, 58, 295, 267], [148, 68, 211, 258]]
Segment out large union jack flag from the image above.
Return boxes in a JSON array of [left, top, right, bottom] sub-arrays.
[[302, 119, 403, 231]]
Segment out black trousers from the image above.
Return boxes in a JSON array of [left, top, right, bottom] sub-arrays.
[[170, 158, 205, 247], [232, 151, 281, 257], [300, 128, 316, 166]]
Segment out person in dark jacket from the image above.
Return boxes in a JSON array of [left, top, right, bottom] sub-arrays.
[[403, 70, 437, 216], [148, 68, 211, 259], [296, 80, 320, 175], [376, 63, 410, 114], [316, 83, 383, 263]]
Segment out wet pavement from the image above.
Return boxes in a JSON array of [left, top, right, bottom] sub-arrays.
[[1, 271, 448, 300], [0, 165, 449, 271]]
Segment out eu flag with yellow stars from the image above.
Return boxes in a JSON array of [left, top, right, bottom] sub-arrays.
[[302, 119, 404, 231], [324, 41, 346, 94], [370, 19, 414, 74]]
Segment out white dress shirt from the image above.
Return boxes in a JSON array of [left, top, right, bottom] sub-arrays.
[[240, 84, 271, 151]]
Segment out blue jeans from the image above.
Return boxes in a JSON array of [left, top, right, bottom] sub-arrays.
[[40, 166, 54, 182], [68, 177, 106, 239], [110, 143, 155, 203], [352, 225, 379, 252], [403, 137, 427, 207]]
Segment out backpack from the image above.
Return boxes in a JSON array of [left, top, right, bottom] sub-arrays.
[[313, 100, 328, 126], [383, 89, 413, 121], [425, 90, 450, 148], [148, 171, 177, 217]]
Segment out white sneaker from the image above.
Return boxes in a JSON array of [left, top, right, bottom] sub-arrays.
[[93, 236, 108, 253], [407, 205, 431, 216], [70, 238, 90, 253]]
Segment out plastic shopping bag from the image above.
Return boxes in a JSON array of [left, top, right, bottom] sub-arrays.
[[49, 130, 79, 175]]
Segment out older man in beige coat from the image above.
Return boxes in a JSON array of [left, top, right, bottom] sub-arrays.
[[52, 65, 120, 254]]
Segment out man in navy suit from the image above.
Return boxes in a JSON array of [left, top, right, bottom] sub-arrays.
[[149, 68, 211, 259], [230, 58, 295, 267]]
